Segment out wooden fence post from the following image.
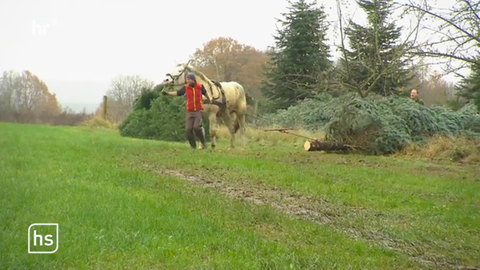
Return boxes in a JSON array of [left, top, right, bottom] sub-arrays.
[[103, 96, 107, 119]]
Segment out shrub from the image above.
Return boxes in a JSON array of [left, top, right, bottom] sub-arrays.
[[80, 115, 117, 129], [118, 84, 211, 142]]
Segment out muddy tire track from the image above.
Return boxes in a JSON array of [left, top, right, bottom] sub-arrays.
[[153, 167, 477, 270]]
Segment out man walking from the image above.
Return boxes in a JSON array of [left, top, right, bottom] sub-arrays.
[[162, 73, 208, 149]]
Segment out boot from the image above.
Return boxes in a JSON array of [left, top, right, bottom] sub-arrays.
[[186, 130, 196, 149], [194, 127, 207, 149]]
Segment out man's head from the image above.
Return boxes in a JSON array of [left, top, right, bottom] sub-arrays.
[[410, 89, 419, 99], [186, 73, 196, 87]]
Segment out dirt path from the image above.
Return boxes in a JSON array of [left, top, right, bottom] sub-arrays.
[[152, 167, 477, 270]]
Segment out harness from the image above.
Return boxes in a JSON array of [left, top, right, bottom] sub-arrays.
[[165, 66, 228, 112], [204, 80, 227, 112]]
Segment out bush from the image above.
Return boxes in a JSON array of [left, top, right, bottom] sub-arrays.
[[133, 85, 162, 110], [80, 115, 117, 129], [118, 84, 211, 142], [119, 97, 184, 141]]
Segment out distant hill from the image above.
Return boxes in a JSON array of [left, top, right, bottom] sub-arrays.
[[44, 79, 109, 114], [60, 102, 99, 113]]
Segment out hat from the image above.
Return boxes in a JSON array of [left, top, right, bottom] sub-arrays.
[[186, 73, 196, 81]]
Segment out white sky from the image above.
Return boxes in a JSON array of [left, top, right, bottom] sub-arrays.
[[0, 0, 463, 107]]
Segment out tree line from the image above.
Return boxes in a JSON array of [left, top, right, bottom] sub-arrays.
[[171, 0, 478, 114], [1, 0, 478, 126], [0, 70, 76, 124]]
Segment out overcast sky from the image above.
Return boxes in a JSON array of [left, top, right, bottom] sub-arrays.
[[0, 0, 460, 108]]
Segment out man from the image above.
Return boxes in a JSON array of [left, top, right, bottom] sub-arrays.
[[162, 73, 209, 149], [410, 88, 424, 105]]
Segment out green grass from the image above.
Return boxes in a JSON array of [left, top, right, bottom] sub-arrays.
[[1, 123, 479, 269]]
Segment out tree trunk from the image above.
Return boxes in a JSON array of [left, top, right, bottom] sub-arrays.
[[303, 140, 349, 152]]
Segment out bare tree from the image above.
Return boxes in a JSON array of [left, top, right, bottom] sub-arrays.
[[0, 70, 57, 113], [190, 37, 269, 99], [104, 75, 154, 122], [404, 0, 480, 77], [0, 70, 61, 122], [15, 71, 47, 113], [0, 70, 18, 112]]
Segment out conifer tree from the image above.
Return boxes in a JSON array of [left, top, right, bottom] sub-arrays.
[[340, 0, 410, 97], [260, 0, 332, 110], [455, 59, 480, 110]]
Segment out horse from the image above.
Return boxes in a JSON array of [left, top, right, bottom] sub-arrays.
[[160, 62, 247, 150]]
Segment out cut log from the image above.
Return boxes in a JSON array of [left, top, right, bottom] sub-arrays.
[[304, 140, 349, 152]]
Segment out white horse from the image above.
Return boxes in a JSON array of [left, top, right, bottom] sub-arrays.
[[161, 62, 247, 150]]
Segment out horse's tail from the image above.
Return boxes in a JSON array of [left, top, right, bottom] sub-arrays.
[[245, 93, 255, 105]]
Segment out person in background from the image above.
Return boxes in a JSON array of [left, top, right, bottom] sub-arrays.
[[410, 88, 424, 105]]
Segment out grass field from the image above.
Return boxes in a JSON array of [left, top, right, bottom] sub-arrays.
[[1, 122, 479, 269]]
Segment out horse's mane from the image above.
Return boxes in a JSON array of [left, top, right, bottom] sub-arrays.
[[178, 63, 225, 98], [178, 63, 213, 83]]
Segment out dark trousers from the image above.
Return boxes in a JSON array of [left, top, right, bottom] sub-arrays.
[[185, 110, 206, 148]]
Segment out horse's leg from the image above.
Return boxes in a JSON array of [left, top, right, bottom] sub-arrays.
[[208, 113, 218, 150], [235, 111, 247, 150], [221, 113, 235, 150]]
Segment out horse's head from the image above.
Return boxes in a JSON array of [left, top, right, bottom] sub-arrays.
[[161, 61, 215, 101], [161, 63, 190, 91]]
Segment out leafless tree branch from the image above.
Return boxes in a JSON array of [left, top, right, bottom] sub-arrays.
[[403, 0, 480, 70]]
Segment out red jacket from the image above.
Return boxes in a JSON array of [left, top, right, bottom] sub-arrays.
[[185, 83, 204, 111]]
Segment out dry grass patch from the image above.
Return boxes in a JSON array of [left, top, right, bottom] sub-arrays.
[[80, 115, 118, 129], [400, 135, 480, 164]]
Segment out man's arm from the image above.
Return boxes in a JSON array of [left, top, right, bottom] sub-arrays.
[[162, 86, 185, 96]]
